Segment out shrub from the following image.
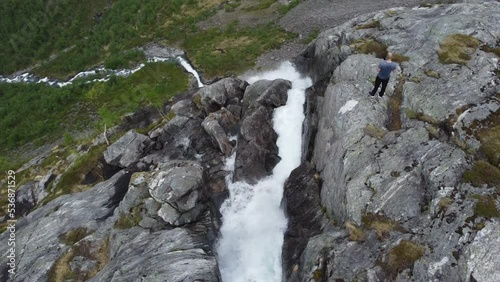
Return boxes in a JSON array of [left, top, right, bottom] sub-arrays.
[[473, 195, 500, 219]]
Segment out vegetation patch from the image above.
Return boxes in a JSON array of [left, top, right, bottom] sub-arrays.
[[345, 221, 366, 242], [362, 213, 404, 240], [355, 20, 381, 30], [41, 144, 107, 205], [391, 53, 409, 63], [462, 160, 500, 189], [473, 195, 500, 219], [183, 23, 295, 77], [242, 0, 276, 11], [48, 237, 110, 282], [60, 227, 92, 245], [438, 197, 453, 211], [114, 204, 143, 229], [278, 0, 302, 15], [438, 34, 480, 65], [363, 124, 386, 140], [409, 76, 423, 83], [353, 39, 388, 59], [304, 29, 320, 44], [386, 240, 425, 278], [404, 108, 438, 124], [424, 69, 440, 79]]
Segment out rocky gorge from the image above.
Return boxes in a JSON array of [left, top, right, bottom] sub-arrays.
[[1, 1, 500, 282]]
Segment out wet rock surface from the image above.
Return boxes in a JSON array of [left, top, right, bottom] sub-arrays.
[[234, 79, 291, 184]]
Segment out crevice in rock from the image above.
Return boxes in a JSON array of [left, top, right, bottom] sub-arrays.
[[386, 73, 405, 131]]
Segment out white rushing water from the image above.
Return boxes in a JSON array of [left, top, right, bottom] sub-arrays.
[[0, 56, 203, 88], [217, 62, 312, 282]]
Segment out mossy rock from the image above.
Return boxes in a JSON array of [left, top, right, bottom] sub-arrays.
[[438, 34, 480, 65], [462, 160, 500, 189], [353, 39, 388, 59], [355, 20, 381, 30], [386, 240, 425, 278], [403, 108, 438, 124]]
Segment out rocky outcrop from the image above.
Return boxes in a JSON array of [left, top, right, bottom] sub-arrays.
[[284, 2, 500, 281], [282, 162, 324, 282], [197, 77, 248, 114], [103, 130, 149, 168], [233, 79, 291, 184]]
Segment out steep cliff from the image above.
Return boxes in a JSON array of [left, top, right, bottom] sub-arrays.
[[284, 2, 500, 281]]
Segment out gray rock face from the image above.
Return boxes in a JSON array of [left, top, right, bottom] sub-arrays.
[[282, 162, 324, 282], [233, 79, 291, 184], [0, 170, 132, 282], [286, 2, 500, 281], [104, 130, 149, 167], [460, 221, 500, 282]]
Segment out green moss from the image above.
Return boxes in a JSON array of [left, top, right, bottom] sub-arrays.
[[462, 160, 500, 189], [353, 39, 388, 59], [114, 205, 143, 229], [473, 195, 500, 219], [424, 69, 440, 79], [391, 53, 409, 63], [438, 34, 480, 65], [355, 20, 381, 30], [386, 240, 425, 278], [60, 227, 91, 246], [166, 110, 176, 121]]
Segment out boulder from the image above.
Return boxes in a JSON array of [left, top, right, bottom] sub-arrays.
[[148, 161, 205, 226], [104, 130, 149, 168], [202, 115, 234, 156], [198, 77, 248, 113]]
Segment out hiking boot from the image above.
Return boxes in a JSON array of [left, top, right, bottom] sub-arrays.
[[379, 93, 384, 97], [369, 91, 375, 96]]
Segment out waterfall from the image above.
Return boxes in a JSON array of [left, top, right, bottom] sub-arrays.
[[0, 56, 203, 88], [217, 62, 312, 282]]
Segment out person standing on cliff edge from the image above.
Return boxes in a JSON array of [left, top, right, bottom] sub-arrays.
[[369, 52, 397, 97]]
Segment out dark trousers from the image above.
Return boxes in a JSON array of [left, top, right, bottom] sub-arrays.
[[371, 76, 389, 97]]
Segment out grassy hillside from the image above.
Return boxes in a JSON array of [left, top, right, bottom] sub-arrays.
[[0, 0, 299, 168]]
